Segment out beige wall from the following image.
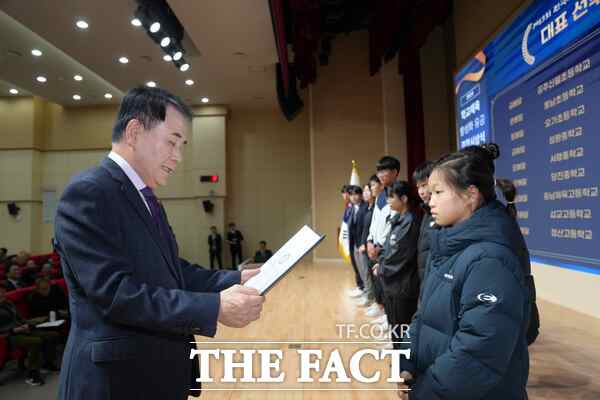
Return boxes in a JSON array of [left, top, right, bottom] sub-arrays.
[[381, 56, 408, 180], [311, 32, 386, 260], [454, 0, 528, 68], [452, 0, 599, 318], [226, 107, 311, 266]]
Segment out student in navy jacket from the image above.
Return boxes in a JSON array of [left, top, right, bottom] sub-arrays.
[[375, 181, 420, 344], [398, 145, 530, 400], [54, 87, 264, 400]]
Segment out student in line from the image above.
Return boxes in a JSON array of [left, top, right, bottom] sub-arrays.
[[412, 161, 435, 286], [374, 181, 420, 348], [398, 146, 530, 400]]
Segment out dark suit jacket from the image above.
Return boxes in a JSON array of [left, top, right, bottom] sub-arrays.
[[208, 233, 222, 254], [348, 202, 368, 249], [54, 157, 240, 400]]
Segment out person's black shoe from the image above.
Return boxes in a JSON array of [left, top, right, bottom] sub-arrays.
[[25, 370, 45, 386]]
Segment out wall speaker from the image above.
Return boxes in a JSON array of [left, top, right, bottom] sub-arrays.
[[7, 202, 20, 217]]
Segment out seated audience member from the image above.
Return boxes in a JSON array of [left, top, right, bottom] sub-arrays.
[[5, 264, 26, 291], [0, 283, 62, 386], [28, 277, 68, 319], [0, 247, 7, 264], [254, 241, 273, 263], [39, 263, 56, 280], [375, 181, 420, 347], [21, 259, 41, 287], [14, 250, 30, 267]]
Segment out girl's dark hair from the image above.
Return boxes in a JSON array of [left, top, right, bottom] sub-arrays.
[[340, 184, 350, 193], [433, 143, 500, 203], [389, 180, 417, 210], [496, 178, 517, 219], [369, 174, 380, 184]]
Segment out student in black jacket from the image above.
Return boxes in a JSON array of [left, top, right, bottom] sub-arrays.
[[208, 226, 223, 269], [412, 161, 435, 285], [375, 181, 420, 347]]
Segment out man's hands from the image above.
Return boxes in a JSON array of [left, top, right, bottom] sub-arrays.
[[367, 242, 381, 260], [372, 263, 379, 276], [241, 268, 261, 284], [397, 371, 413, 399], [218, 285, 264, 328]]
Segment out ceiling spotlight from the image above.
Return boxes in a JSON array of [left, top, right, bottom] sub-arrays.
[[185, 79, 194, 86], [160, 37, 171, 47], [179, 63, 190, 72], [104, 93, 113, 99], [36, 75, 47, 83], [118, 56, 129, 64], [149, 22, 160, 33], [73, 74, 83, 81], [131, 18, 142, 27], [76, 20, 89, 30], [163, 54, 172, 62], [31, 49, 43, 57], [73, 94, 82, 101], [146, 81, 157, 88], [201, 97, 209, 103], [172, 51, 182, 61], [9, 88, 19, 95]]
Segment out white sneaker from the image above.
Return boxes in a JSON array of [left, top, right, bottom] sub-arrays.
[[346, 287, 364, 298], [354, 294, 371, 307], [372, 314, 388, 325], [365, 303, 383, 317]]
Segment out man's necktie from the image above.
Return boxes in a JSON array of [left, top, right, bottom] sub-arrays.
[[141, 187, 172, 251]]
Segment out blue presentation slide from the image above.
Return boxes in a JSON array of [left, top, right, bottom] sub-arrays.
[[454, 0, 600, 274]]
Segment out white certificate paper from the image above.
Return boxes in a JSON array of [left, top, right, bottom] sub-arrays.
[[244, 225, 324, 294]]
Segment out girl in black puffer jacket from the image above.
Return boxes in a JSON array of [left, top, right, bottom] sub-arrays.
[[398, 145, 530, 400]]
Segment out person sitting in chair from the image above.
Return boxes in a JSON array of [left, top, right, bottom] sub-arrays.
[[253, 241, 273, 263]]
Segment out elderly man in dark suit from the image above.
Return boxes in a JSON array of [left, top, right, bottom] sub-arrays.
[[54, 87, 264, 400]]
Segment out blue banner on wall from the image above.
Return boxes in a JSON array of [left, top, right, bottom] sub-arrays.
[[454, 0, 600, 274]]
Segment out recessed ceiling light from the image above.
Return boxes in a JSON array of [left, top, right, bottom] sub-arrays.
[[131, 18, 142, 27], [76, 20, 89, 30], [163, 54, 172, 62], [73, 94, 82, 101], [179, 63, 190, 72], [150, 22, 160, 33], [31, 49, 43, 57], [185, 79, 194, 86], [104, 93, 113, 99], [160, 37, 170, 47], [36, 75, 47, 83], [172, 51, 182, 61], [146, 81, 157, 88], [73, 74, 83, 81], [118, 56, 129, 64], [201, 97, 209, 103], [9, 89, 19, 95]]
